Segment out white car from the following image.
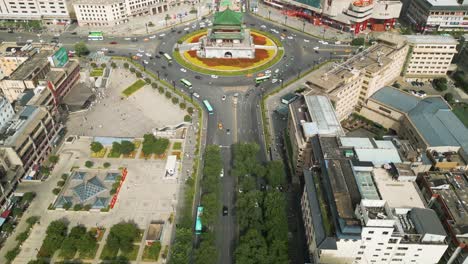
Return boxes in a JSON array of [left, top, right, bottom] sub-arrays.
[[313, 46, 319, 50], [192, 24, 197, 29], [101, 47, 108, 51], [143, 60, 149, 64], [184, 27, 190, 31], [68, 50, 76, 54], [287, 36, 293, 40], [136, 53, 143, 57], [145, 53, 152, 57], [272, 79, 278, 84], [222, 95, 226, 101], [193, 92, 200, 98], [54, 33, 60, 37], [260, 25, 267, 28], [265, 70, 271, 74], [159, 33, 166, 37], [322, 41, 329, 45], [280, 36, 285, 41], [304, 39, 310, 43], [149, 35, 156, 39], [211, 75, 218, 79], [124, 37, 131, 40], [138, 49, 144, 53], [180, 68, 187, 73], [220, 168, 224, 178], [274, 69, 280, 73]]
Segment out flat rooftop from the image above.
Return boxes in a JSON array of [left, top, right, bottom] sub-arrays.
[[354, 168, 381, 200], [373, 168, 425, 208], [405, 35, 458, 45], [9, 50, 52, 80], [304, 95, 345, 137]]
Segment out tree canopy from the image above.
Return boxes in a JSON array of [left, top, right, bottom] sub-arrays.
[[74, 42, 90, 57], [91, 141, 104, 153]]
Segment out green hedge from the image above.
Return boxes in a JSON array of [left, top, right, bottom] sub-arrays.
[[122, 79, 146, 96]]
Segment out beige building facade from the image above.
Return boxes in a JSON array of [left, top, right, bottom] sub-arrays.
[[0, 0, 70, 23], [403, 35, 458, 80]]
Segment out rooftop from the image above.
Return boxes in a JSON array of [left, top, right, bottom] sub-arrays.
[[303, 95, 345, 137], [371, 87, 468, 152], [339, 137, 402, 166], [353, 168, 381, 200], [405, 35, 458, 45], [1, 106, 44, 147], [213, 8, 243, 26], [73, 0, 124, 5], [420, 0, 468, 9], [410, 208, 447, 237], [372, 168, 425, 208], [8, 50, 52, 80]]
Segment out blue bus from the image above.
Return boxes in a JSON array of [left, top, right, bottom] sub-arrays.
[[203, 100, 214, 115], [195, 206, 203, 234]]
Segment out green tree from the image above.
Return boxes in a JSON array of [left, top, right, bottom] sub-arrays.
[[111, 62, 117, 68], [168, 228, 191, 264], [2, 222, 14, 233], [106, 223, 139, 253], [237, 191, 263, 233], [184, 115, 192, 122], [104, 162, 111, 168], [265, 161, 286, 188], [136, 71, 142, 78], [26, 216, 40, 226], [76, 230, 98, 255], [129, 67, 136, 73], [120, 141, 135, 155], [61, 173, 68, 180], [16, 230, 29, 243], [444, 92, 454, 103], [48, 155, 59, 164], [152, 82, 158, 89], [21, 192, 36, 204], [38, 220, 68, 257], [63, 202, 72, 210], [235, 229, 268, 264], [200, 193, 219, 227], [57, 180, 65, 187], [142, 134, 156, 156], [73, 204, 83, 211], [85, 160, 94, 168], [179, 102, 186, 109], [145, 77, 151, 84], [147, 241, 162, 260], [195, 240, 217, 264], [112, 142, 122, 155], [52, 188, 61, 195], [101, 63, 107, 68], [123, 62, 129, 69], [187, 107, 194, 114], [267, 239, 289, 264], [351, 37, 365, 46], [263, 191, 288, 243], [12, 207, 23, 218], [433, 78, 448, 91], [5, 246, 20, 262], [172, 97, 179, 104], [158, 87, 164, 94], [27, 259, 49, 264], [154, 138, 170, 155], [90, 141, 104, 153], [165, 91, 172, 98], [74, 42, 90, 57]]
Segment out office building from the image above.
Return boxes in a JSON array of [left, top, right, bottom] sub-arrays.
[[404, 0, 468, 32], [0, 0, 71, 24], [360, 86, 468, 165], [417, 171, 468, 264], [403, 35, 458, 80], [264, 0, 402, 34], [301, 136, 448, 263], [73, 0, 169, 27], [287, 95, 344, 183], [303, 33, 408, 120]]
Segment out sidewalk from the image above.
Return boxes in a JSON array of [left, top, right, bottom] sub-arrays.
[[254, 3, 353, 42], [69, 2, 212, 37]]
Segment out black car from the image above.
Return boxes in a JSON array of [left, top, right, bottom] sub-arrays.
[[223, 206, 228, 216], [107, 50, 115, 54], [158, 51, 164, 55], [155, 55, 161, 59], [70, 32, 77, 35], [177, 31, 182, 34], [195, 75, 202, 80], [131, 38, 138, 42]]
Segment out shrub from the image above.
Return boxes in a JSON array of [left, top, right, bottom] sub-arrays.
[[148, 21, 154, 27], [180, 102, 186, 109], [84, 204, 92, 211], [16, 231, 29, 243], [57, 180, 65, 187], [120, 140, 135, 155], [90, 62, 97, 68], [123, 62, 129, 69], [63, 202, 72, 210], [73, 204, 83, 211], [392, 82, 401, 88], [172, 97, 179, 104], [158, 87, 164, 94], [165, 91, 172, 98], [433, 78, 448, 91], [136, 71, 143, 78], [351, 37, 365, 46], [187, 107, 194, 114], [26, 216, 40, 226], [129, 67, 136, 73], [5, 246, 20, 262], [52, 188, 61, 195], [111, 62, 117, 69], [145, 77, 151, 84], [151, 82, 158, 89], [444, 92, 454, 103], [48, 155, 59, 164], [61, 173, 68, 180], [100, 63, 107, 68], [184, 115, 192, 122], [85, 161, 94, 168], [103, 162, 111, 168], [90, 141, 103, 153]]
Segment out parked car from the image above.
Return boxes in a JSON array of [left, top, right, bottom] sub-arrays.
[[223, 206, 228, 216]]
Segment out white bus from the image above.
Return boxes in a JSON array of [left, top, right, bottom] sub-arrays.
[[88, 31, 103, 41], [163, 53, 172, 62], [180, 78, 192, 89]]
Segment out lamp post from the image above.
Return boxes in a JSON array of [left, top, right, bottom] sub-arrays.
[[145, 23, 148, 34], [172, 80, 176, 91], [268, 10, 271, 20], [303, 21, 306, 32], [156, 70, 160, 80], [284, 15, 288, 25]]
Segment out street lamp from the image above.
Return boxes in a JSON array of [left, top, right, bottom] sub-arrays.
[[145, 23, 148, 34], [190, 91, 194, 102], [172, 80, 176, 91], [284, 16, 288, 25], [268, 10, 271, 20], [156, 70, 160, 80], [303, 21, 306, 32]]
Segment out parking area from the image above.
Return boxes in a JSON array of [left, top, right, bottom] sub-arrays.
[[66, 67, 187, 138], [396, 78, 468, 103]]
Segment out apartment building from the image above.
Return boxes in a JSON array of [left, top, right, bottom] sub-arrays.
[[0, 0, 70, 24], [287, 95, 344, 183], [301, 136, 448, 264], [0, 97, 14, 130], [73, 0, 169, 26], [417, 171, 468, 264], [404, 0, 468, 32], [0, 47, 80, 104], [0, 43, 38, 79], [0, 148, 24, 211], [403, 35, 458, 80], [264, 0, 402, 34], [303, 33, 408, 121], [360, 86, 468, 165]]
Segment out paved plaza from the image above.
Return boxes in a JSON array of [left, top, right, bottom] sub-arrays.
[[66, 67, 187, 138]]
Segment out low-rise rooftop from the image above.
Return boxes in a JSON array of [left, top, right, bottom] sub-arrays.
[[405, 35, 458, 45], [8, 50, 52, 80]]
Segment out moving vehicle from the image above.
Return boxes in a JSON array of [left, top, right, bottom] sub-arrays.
[[255, 75, 271, 84], [223, 206, 228, 216], [220, 168, 224, 178], [196, 206, 203, 234], [149, 35, 156, 39], [88, 31, 103, 41], [143, 60, 149, 64], [163, 53, 172, 62], [180, 68, 187, 73], [180, 78, 192, 89], [193, 92, 200, 98], [211, 75, 218, 79], [218, 123, 223, 130], [221, 95, 226, 101], [109, 41, 118, 44], [203, 100, 214, 114]]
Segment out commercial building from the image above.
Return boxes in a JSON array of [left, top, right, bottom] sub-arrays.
[[404, 0, 468, 32], [417, 171, 468, 264], [0, 43, 38, 79], [301, 136, 448, 264], [73, 0, 169, 27], [287, 95, 344, 183], [0, 0, 71, 24], [303, 33, 408, 120], [403, 35, 458, 80], [264, 0, 402, 34], [0, 97, 14, 130], [360, 86, 468, 166]]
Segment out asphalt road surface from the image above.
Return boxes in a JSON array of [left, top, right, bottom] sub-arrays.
[[0, 13, 352, 264]]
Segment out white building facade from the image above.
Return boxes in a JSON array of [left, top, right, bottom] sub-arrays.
[[0, 97, 14, 129], [0, 0, 70, 23]]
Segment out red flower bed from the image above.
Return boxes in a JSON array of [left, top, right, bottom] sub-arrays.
[[187, 49, 270, 68], [191, 34, 206, 43], [251, 34, 267, 45]]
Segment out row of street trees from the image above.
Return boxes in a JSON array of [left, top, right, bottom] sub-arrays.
[[232, 143, 289, 264]]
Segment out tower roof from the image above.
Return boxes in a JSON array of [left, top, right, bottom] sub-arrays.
[[213, 8, 243, 26]]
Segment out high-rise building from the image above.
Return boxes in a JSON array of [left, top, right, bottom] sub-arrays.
[[0, 0, 71, 24]]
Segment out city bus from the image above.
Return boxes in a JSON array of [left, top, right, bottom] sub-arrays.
[[255, 75, 271, 84], [203, 100, 214, 115], [88, 31, 104, 41], [180, 78, 192, 89], [195, 206, 203, 235], [163, 53, 172, 62]]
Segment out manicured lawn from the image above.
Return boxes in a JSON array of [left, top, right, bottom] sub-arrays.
[[119, 245, 139, 260], [91, 148, 107, 158], [122, 79, 146, 96], [172, 142, 182, 150], [99, 244, 118, 260], [107, 149, 121, 158], [90, 68, 104, 77], [453, 103, 468, 128], [142, 244, 161, 261]]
